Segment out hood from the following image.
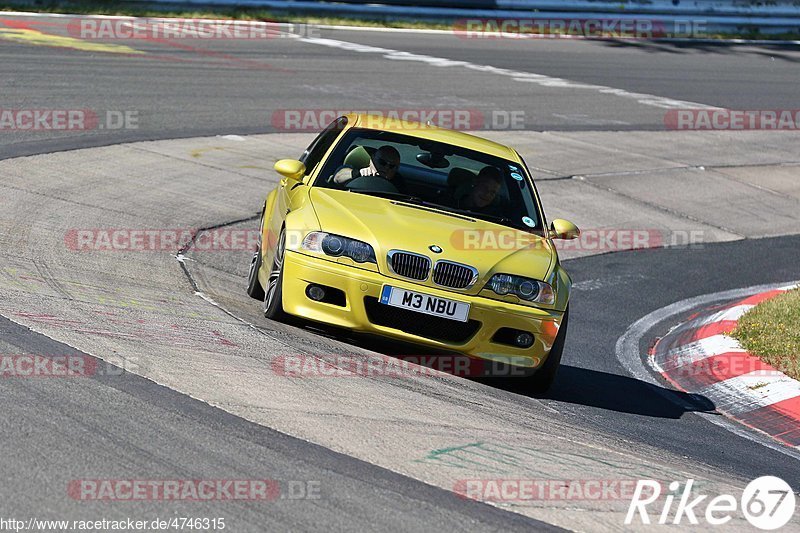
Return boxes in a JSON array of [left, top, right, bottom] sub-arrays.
[[309, 188, 555, 294]]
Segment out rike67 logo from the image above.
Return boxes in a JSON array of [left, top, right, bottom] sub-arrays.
[[627, 476, 796, 530]]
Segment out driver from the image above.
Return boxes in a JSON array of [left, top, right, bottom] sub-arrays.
[[334, 145, 405, 191]]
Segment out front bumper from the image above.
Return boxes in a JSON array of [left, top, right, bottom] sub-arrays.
[[280, 250, 565, 369]]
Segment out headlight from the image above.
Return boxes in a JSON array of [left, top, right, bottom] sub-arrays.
[[485, 274, 554, 304], [302, 232, 376, 264]]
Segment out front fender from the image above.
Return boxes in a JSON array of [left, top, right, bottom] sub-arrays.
[[260, 187, 281, 265], [552, 261, 572, 312], [261, 186, 321, 267]]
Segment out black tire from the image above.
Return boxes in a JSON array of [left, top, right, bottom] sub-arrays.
[[263, 228, 287, 321], [246, 244, 266, 300], [528, 306, 569, 395]]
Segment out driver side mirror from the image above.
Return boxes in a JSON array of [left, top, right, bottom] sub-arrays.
[[274, 159, 306, 182], [549, 219, 580, 240]]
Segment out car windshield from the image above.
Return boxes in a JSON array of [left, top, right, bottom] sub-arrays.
[[314, 128, 545, 233]]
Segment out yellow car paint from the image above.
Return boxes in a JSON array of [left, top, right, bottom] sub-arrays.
[[256, 113, 576, 371]]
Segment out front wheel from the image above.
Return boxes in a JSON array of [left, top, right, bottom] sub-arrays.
[[263, 228, 287, 321], [528, 307, 569, 395]]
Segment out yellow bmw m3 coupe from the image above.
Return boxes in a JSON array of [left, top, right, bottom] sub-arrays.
[[247, 113, 579, 392]]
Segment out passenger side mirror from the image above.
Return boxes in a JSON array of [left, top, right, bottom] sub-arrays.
[[549, 219, 580, 240], [274, 159, 306, 182]]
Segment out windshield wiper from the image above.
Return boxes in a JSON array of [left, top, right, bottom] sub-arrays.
[[403, 200, 522, 229], [348, 189, 527, 228], [445, 207, 515, 226], [348, 189, 425, 203], [349, 191, 480, 220]]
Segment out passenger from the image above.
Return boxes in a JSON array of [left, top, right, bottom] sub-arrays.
[[458, 166, 503, 214]]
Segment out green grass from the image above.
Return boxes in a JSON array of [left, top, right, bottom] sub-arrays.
[[1, 1, 798, 40], [732, 288, 800, 380]]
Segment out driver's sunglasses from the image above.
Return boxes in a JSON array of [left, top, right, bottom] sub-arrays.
[[377, 157, 398, 169]]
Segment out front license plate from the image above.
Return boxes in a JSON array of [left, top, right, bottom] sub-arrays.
[[379, 286, 470, 322]]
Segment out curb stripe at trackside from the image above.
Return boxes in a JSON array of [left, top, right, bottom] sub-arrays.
[[668, 352, 774, 389], [699, 371, 800, 415], [739, 398, 800, 445], [700, 304, 754, 323], [681, 320, 739, 343], [734, 289, 791, 306], [656, 334, 746, 372], [652, 305, 750, 344], [652, 320, 738, 356], [650, 286, 800, 447]]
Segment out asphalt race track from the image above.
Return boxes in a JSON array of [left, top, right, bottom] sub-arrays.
[[1, 12, 799, 532]]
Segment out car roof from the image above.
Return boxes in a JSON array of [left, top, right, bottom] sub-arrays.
[[346, 113, 521, 162]]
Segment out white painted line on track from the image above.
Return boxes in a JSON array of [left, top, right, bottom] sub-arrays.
[[615, 280, 800, 461], [1, 11, 790, 113], [296, 36, 722, 111]]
